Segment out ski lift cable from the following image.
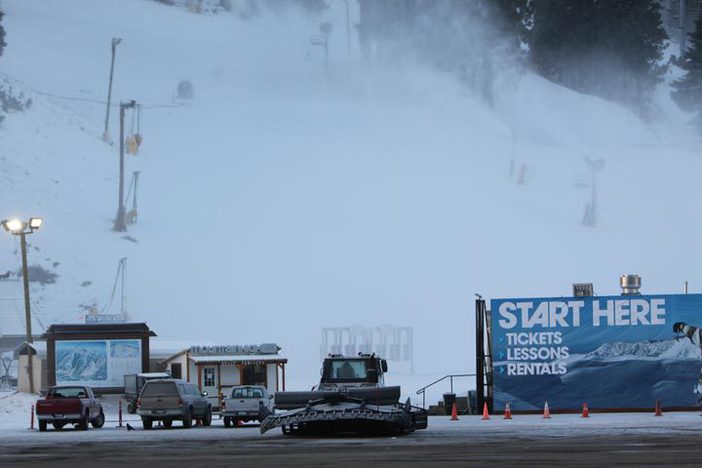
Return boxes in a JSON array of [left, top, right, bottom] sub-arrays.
[[129, 105, 136, 135], [28, 298, 49, 331], [34, 91, 183, 109], [125, 172, 137, 207], [131, 173, 139, 211], [100, 260, 123, 314]]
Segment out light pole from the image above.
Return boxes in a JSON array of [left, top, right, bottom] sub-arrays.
[[343, 0, 351, 58], [581, 156, 605, 227], [113, 100, 136, 232], [103, 37, 122, 143], [2, 217, 43, 393], [311, 23, 332, 74]]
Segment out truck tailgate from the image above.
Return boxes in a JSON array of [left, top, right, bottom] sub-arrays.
[[37, 399, 82, 414], [140, 395, 181, 410]]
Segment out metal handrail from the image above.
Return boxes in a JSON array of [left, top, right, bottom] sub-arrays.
[[415, 373, 475, 409]]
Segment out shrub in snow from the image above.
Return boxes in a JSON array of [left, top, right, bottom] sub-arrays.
[[0, 8, 6, 58], [17, 265, 58, 285], [0, 79, 32, 127], [176, 79, 195, 99]]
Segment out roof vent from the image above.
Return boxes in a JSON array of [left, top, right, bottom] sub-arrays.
[[620, 274, 641, 296]]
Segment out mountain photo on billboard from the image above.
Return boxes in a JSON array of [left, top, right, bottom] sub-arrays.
[[56, 341, 108, 382], [110, 341, 139, 359]]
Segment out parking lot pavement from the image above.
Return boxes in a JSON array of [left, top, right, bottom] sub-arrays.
[[1, 413, 702, 466]]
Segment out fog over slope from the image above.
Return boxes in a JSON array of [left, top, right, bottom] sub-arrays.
[[0, 0, 700, 392]]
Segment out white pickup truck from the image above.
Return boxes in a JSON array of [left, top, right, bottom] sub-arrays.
[[221, 385, 273, 427]]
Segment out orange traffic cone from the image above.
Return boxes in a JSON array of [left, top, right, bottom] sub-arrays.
[[542, 401, 551, 419], [481, 402, 490, 421], [503, 403, 512, 420], [450, 402, 458, 421], [581, 403, 589, 418], [654, 399, 662, 417]]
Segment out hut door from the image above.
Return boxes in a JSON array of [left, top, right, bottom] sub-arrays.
[[202, 366, 217, 396]]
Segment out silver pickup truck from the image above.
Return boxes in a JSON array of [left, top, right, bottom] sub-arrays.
[[221, 385, 273, 427]]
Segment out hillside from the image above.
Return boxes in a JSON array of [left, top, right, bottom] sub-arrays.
[[0, 0, 700, 393]]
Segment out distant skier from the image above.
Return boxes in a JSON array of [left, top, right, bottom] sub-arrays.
[[673, 322, 702, 403]]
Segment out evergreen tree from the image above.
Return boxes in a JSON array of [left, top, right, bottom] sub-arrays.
[[529, 0, 667, 116], [0, 8, 6, 58], [672, 13, 702, 129]]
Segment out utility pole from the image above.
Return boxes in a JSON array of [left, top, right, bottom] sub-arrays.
[[113, 100, 136, 232], [509, 131, 516, 178], [343, 0, 351, 58], [103, 38, 122, 143], [581, 156, 604, 228], [19, 232, 34, 394]]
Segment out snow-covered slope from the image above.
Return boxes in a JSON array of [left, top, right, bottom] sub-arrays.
[[0, 0, 700, 391], [586, 339, 701, 360]]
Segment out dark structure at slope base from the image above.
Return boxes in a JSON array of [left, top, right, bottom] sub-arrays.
[[261, 354, 427, 435]]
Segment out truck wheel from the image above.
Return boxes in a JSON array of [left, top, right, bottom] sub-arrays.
[[142, 417, 153, 430], [52, 422, 65, 430], [224, 417, 231, 428], [78, 412, 90, 431], [202, 407, 212, 427], [91, 410, 105, 428], [127, 402, 136, 414], [38, 421, 47, 432], [163, 420, 173, 429], [182, 408, 193, 428]]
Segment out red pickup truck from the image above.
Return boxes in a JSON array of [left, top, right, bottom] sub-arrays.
[[35, 385, 105, 432]]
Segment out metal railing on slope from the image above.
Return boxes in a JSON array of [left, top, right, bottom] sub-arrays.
[[415, 373, 475, 409]]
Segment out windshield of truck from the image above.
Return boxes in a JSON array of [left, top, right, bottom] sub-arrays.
[[232, 387, 264, 398], [326, 360, 368, 381], [48, 387, 87, 398], [141, 381, 177, 396]]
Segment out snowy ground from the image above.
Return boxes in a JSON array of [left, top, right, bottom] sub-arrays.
[[2, 390, 702, 445]]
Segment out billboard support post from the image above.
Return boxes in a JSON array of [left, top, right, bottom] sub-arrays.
[[476, 297, 486, 414]]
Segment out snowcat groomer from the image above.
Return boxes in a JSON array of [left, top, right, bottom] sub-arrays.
[[260, 353, 428, 435]]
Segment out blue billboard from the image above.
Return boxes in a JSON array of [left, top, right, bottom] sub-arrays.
[[491, 294, 702, 410]]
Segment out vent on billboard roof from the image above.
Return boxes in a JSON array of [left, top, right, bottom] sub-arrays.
[[620, 274, 641, 295], [573, 283, 594, 297]]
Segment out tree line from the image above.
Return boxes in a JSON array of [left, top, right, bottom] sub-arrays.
[[357, 0, 702, 129]]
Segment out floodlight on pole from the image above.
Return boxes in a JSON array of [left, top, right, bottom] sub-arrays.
[[2, 219, 24, 234], [1, 216, 43, 393], [29, 218, 43, 230]]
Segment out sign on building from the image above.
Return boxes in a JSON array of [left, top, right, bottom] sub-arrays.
[[85, 314, 127, 324], [491, 293, 702, 410]]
